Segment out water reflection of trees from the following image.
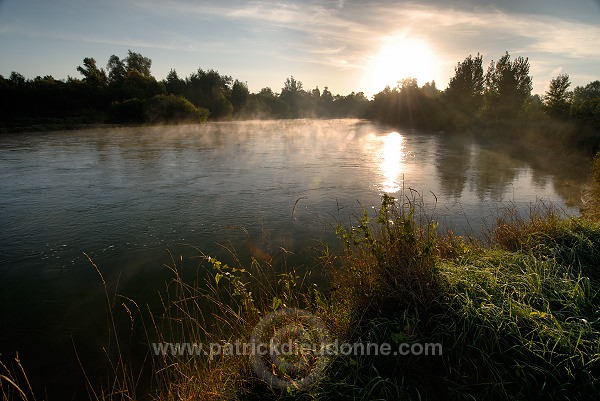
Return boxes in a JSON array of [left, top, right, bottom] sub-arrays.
[[468, 147, 523, 202], [435, 134, 471, 199], [435, 133, 590, 206]]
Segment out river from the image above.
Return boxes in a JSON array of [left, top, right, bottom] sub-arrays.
[[0, 119, 590, 399]]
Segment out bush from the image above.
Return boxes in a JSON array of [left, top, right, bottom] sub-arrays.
[[108, 95, 209, 124], [144, 94, 209, 124], [108, 98, 145, 123]]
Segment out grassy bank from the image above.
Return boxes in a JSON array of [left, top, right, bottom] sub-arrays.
[[3, 162, 600, 401], [117, 196, 599, 399]]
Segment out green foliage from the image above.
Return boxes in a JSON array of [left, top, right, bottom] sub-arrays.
[[485, 52, 533, 119], [76, 57, 107, 88], [332, 194, 439, 329], [435, 210, 600, 399], [446, 54, 484, 117], [280, 76, 305, 118], [109, 95, 209, 124], [143, 94, 209, 124], [544, 74, 572, 118], [571, 80, 600, 128], [2, 48, 598, 138], [368, 79, 448, 129], [321, 199, 600, 400], [106, 54, 126, 84], [209, 256, 257, 316], [119, 70, 165, 100], [9, 71, 26, 86], [230, 80, 250, 115], [183, 68, 234, 120], [124, 50, 152, 78], [164, 69, 185, 95], [52, 195, 600, 400], [108, 98, 145, 123]]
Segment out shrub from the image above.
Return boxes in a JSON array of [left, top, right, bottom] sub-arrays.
[[144, 94, 209, 124], [108, 98, 145, 123]]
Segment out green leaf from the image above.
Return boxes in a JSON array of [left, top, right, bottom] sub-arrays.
[[271, 297, 283, 310], [391, 332, 407, 344]]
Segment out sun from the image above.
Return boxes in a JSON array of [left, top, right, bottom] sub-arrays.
[[364, 35, 437, 95]]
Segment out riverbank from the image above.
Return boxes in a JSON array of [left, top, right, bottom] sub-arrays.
[[82, 192, 597, 401], [0, 117, 124, 134], [159, 197, 598, 401], [3, 203, 599, 401]]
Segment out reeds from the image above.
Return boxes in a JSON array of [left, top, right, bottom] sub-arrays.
[[82, 194, 600, 400], [4, 190, 599, 400]]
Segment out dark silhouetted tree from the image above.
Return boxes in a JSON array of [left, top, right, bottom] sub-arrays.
[[231, 80, 249, 115], [9, 71, 26, 86], [319, 86, 334, 116], [143, 94, 209, 124], [280, 76, 304, 117], [485, 52, 532, 119], [544, 74, 571, 118], [121, 70, 165, 100], [184, 68, 233, 119], [241, 87, 288, 118], [107, 55, 127, 84], [105, 51, 163, 101], [331, 91, 369, 117], [125, 50, 152, 78], [445, 54, 484, 115], [571, 80, 600, 128], [164, 69, 185, 95], [77, 57, 107, 87]]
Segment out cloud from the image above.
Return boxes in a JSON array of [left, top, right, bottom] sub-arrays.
[[4, 0, 597, 92], [130, 1, 600, 66]]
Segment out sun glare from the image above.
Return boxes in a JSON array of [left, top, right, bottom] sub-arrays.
[[380, 131, 405, 193], [365, 35, 437, 95]]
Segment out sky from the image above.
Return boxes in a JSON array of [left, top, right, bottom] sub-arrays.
[[0, 0, 599, 97]]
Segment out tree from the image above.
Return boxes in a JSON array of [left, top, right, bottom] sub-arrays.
[[422, 81, 441, 99], [322, 87, 333, 103], [231, 80, 249, 115], [485, 52, 533, 119], [445, 54, 484, 113], [77, 57, 107, 87], [105, 51, 162, 100], [280, 76, 304, 117], [107, 55, 126, 84], [544, 74, 571, 118], [8, 71, 26, 86], [571, 80, 600, 127], [259, 87, 275, 97], [184, 68, 233, 119], [144, 94, 209, 124], [164, 69, 185, 95], [121, 70, 165, 100], [283, 76, 303, 93], [125, 50, 152, 78]]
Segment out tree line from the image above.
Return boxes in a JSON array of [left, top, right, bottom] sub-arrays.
[[0, 50, 369, 127], [1, 50, 598, 150], [370, 53, 598, 130], [367, 52, 599, 151]]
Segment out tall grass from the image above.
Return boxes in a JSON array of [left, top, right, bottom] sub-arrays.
[[3, 191, 599, 400], [583, 151, 600, 222], [77, 195, 600, 400]]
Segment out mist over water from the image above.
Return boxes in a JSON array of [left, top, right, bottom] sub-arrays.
[[0, 119, 590, 399]]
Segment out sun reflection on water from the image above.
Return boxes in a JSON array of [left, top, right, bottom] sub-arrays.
[[379, 131, 405, 193]]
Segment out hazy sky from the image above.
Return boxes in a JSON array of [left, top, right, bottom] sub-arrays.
[[1, 0, 598, 97]]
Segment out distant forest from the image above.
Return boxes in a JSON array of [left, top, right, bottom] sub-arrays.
[[1, 50, 598, 151]]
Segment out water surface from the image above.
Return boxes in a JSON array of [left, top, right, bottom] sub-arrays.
[[0, 119, 590, 398]]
